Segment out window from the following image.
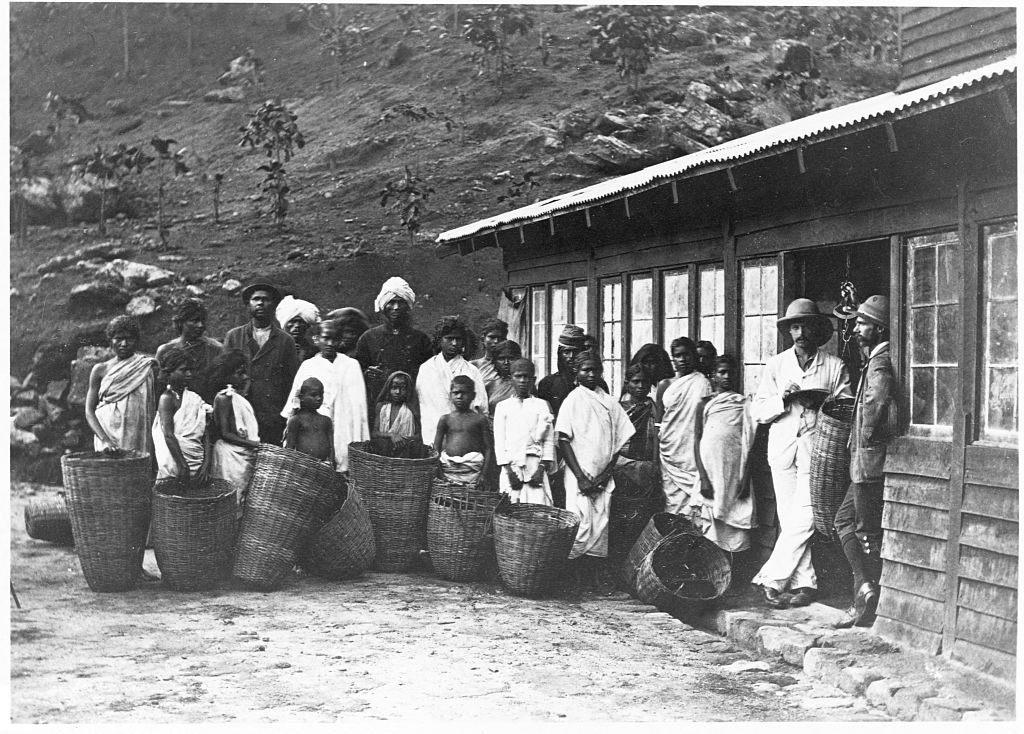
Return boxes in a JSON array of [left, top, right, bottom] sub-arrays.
[[980, 220, 1017, 441], [662, 269, 690, 344], [630, 274, 654, 357], [573, 283, 588, 330], [741, 259, 778, 395], [601, 278, 624, 393], [906, 231, 960, 431], [530, 287, 548, 379], [699, 263, 726, 352], [549, 284, 569, 375]]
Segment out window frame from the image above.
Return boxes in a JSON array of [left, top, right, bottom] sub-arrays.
[[977, 218, 1018, 445], [740, 257, 780, 396]]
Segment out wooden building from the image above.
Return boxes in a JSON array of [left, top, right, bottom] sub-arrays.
[[438, 11, 1017, 679]]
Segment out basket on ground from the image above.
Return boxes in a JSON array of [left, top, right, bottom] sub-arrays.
[[24, 493, 74, 545], [232, 444, 342, 590], [608, 465, 661, 559], [60, 450, 153, 592], [427, 481, 502, 582], [303, 486, 376, 580], [635, 532, 731, 615], [348, 441, 438, 572], [493, 501, 579, 597], [152, 478, 237, 591], [621, 512, 700, 596], [809, 399, 855, 542]]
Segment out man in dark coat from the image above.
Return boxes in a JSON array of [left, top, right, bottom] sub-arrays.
[[833, 295, 896, 628], [224, 281, 299, 445]]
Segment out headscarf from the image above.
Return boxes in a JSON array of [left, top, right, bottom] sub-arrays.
[[374, 277, 416, 313], [374, 370, 420, 418], [557, 324, 586, 350], [276, 295, 320, 327]]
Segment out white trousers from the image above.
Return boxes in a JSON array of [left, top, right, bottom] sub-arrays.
[[753, 432, 817, 591]]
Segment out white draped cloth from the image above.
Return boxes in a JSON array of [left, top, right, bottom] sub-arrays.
[[210, 386, 260, 510], [494, 396, 556, 505], [697, 392, 757, 552], [376, 403, 417, 441], [152, 388, 212, 479], [555, 386, 635, 559], [416, 354, 489, 442], [658, 372, 712, 515], [281, 353, 369, 472], [93, 353, 157, 454]]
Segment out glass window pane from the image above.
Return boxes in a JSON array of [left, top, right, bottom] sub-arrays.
[[987, 297, 1018, 366], [742, 266, 759, 312], [664, 317, 688, 344], [602, 280, 623, 395], [912, 367, 935, 425], [631, 275, 653, 357], [911, 307, 934, 365], [761, 315, 776, 362], [574, 284, 588, 327], [550, 285, 569, 373], [743, 316, 761, 363], [760, 265, 778, 312], [746, 365, 764, 397], [531, 287, 547, 379], [988, 229, 1017, 299], [935, 367, 957, 426], [912, 246, 936, 304], [986, 367, 1018, 433], [936, 304, 959, 364], [937, 244, 959, 301], [631, 275, 652, 319], [663, 270, 688, 317]]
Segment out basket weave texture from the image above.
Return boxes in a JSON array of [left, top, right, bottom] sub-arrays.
[[232, 444, 342, 590], [621, 512, 701, 596], [152, 478, 237, 591], [303, 486, 376, 580], [809, 400, 855, 541], [608, 468, 662, 559], [348, 441, 438, 572], [24, 493, 74, 545], [427, 481, 502, 581], [635, 531, 731, 614], [493, 501, 579, 597], [60, 450, 152, 592]]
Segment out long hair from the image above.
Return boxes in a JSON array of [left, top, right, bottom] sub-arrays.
[[207, 350, 247, 394], [628, 343, 673, 382], [430, 315, 479, 356]]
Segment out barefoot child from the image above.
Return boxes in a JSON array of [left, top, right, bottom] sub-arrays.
[[372, 370, 422, 456], [209, 351, 261, 513], [493, 358, 555, 504], [433, 376, 493, 486], [284, 377, 335, 465], [152, 346, 213, 487]]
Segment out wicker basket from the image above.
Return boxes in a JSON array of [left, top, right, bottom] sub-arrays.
[[24, 493, 74, 545], [608, 465, 662, 560], [635, 531, 731, 615], [810, 399, 856, 542], [493, 501, 579, 597], [152, 478, 237, 591], [348, 441, 438, 572], [427, 480, 502, 582], [232, 444, 342, 590], [303, 486, 376, 580], [621, 512, 701, 596], [60, 450, 153, 592]]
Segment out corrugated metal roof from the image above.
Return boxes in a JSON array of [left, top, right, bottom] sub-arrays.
[[438, 55, 1016, 245]]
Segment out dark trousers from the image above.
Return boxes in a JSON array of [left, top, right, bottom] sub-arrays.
[[834, 481, 883, 548]]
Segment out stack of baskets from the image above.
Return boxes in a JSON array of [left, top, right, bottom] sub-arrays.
[[635, 531, 731, 615], [24, 492, 74, 546], [303, 486, 376, 580], [152, 478, 237, 591], [810, 398, 856, 542], [493, 500, 579, 597], [232, 444, 341, 590], [621, 512, 700, 596], [427, 480, 502, 582], [60, 450, 153, 592], [348, 441, 438, 572]]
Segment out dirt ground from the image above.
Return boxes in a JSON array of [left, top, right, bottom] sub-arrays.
[[10, 482, 888, 723]]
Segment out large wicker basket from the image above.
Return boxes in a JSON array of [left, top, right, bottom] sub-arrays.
[[608, 464, 662, 560], [348, 441, 438, 572], [232, 444, 342, 590], [303, 486, 376, 580], [493, 501, 579, 597], [427, 480, 502, 582], [621, 512, 701, 596], [152, 478, 237, 591], [810, 399, 855, 542], [24, 493, 74, 545], [60, 450, 153, 592], [635, 531, 731, 615]]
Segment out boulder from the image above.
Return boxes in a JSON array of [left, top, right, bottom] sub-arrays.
[[384, 41, 414, 68], [595, 113, 632, 135], [573, 135, 650, 175], [67, 346, 114, 406], [61, 173, 123, 223], [716, 78, 754, 101], [98, 259, 175, 289], [68, 281, 132, 312], [11, 388, 42, 409], [43, 380, 70, 405], [36, 243, 134, 275], [686, 81, 718, 103], [556, 109, 594, 139], [749, 99, 793, 128], [203, 86, 247, 104], [186, 284, 205, 297], [771, 39, 814, 73], [674, 98, 734, 146], [12, 176, 64, 226], [10, 422, 40, 453], [126, 295, 159, 318], [114, 118, 144, 136], [106, 98, 131, 115], [222, 279, 242, 294]]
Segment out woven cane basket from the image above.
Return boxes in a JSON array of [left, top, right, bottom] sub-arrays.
[[609, 467, 662, 560], [232, 444, 342, 590], [427, 480, 502, 582], [60, 450, 152, 592], [493, 501, 579, 597], [347, 441, 438, 572], [810, 399, 856, 542], [24, 493, 74, 545], [635, 531, 731, 615], [621, 512, 701, 596], [303, 486, 376, 580], [152, 478, 237, 591]]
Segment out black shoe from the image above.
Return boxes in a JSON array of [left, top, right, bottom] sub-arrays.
[[854, 582, 879, 626], [789, 587, 816, 607], [762, 585, 789, 609]]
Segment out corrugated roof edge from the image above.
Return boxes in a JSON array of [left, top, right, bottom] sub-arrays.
[[437, 55, 1016, 248]]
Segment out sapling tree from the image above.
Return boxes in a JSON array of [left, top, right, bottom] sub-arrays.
[[461, 6, 535, 88], [238, 101, 306, 226], [149, 136, 189, 245], [70, 143, 152, 235], [310, 4, 371, 89], [586, 6, 675, 97], [380, 165, 434, 246]]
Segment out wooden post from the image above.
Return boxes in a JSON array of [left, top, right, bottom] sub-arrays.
[[518, 225, 524, 244], [722, 215, 739, 360], [584, 207, 591, 228], [624, 196, 631, 219], [549, 216, 555, 236], [885, 123, 899, 153], [997, 88, 1015, 125], [586, 247, 599, 340], [671, 180, 679, 204], [726, 168, 738, 192], [797, 147, 806, 174]]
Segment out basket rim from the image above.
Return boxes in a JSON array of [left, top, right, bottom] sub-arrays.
[[61, 449, 150, 463], [348, 441, 439, 465]]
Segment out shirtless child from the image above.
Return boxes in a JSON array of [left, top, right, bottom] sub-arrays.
[[433, 375, 493, 487], [284, 377, 335, 465]]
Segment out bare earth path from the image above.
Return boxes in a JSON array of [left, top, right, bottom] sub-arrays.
[[10, 484, 887, 723]]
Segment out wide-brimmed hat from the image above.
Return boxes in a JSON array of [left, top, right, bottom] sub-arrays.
[[856, 295, 889, 329], [777, 298, 833, 346], [241, 281, 283, 305]]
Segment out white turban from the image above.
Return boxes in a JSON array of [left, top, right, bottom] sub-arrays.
[[276, 295, 320, 327], [374, 276, 416, 313]]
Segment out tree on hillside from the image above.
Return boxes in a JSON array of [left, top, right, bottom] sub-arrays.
[[149, 137, 190, 246], [380, 166, 434, 247], [308, 4, 372, 89], [69, 144, 152, 235], [461, 6, 535, 88], [238, 101, 306, 227], [586, 5, 675, 97]]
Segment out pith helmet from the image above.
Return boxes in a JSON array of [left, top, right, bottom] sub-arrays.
[[856, 295, 889, 329], [777, 298, 834, 346]]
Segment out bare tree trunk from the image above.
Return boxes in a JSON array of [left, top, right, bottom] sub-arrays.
[[186, 13, 193, 66], [121, 6, 130, 77]]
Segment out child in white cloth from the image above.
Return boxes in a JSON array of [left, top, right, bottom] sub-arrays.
[[209, 350, 260, 514], [152, 346, 212, 486], [494, 358, 555, 505]]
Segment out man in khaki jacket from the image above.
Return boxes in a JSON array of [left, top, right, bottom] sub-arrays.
[[834, 295, 897, 628]]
